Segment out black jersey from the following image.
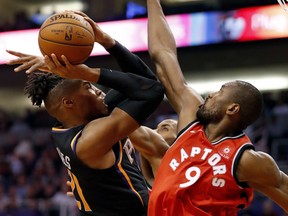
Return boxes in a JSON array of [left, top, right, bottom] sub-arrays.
[[51, 124, 149, 216]]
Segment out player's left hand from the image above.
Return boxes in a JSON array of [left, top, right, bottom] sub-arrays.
[[6, 50, 50, 74], [66, 181, 74, 197]]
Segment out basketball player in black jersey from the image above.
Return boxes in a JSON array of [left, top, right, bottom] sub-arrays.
[[7, 11, 164, 216], [66, 118, 177, 196]]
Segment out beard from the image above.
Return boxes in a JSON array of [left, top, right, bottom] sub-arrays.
[[196, 104, 223, 125]]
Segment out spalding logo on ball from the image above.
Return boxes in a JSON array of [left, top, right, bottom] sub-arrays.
[[38, 12, 95, 64]]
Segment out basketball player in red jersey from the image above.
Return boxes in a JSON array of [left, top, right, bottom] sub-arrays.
[[7, 11, 165, 216], [146, 0, 288, 215]]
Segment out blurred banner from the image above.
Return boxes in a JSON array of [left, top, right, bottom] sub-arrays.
[[1, 4, 287, 64]]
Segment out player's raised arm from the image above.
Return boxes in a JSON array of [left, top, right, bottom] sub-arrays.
[[147, 0, 203, 131]]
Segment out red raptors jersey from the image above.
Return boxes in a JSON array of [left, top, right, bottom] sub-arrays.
[[148, 121, 254, 216]]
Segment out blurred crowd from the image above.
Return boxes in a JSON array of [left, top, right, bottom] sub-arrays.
[[0, 10, 41, 32], [0, 89, 287, 216], [1, 3, 288, 216]]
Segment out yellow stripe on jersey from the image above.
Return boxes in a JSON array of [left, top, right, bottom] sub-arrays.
[[68, 170, 81, 209], [117, 142, 144, 206], [52, 127, 69, 131], [70, 130, 82, 151], [68, 170, 92, 211]]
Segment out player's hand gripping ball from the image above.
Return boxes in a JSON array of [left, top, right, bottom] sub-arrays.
[[38, 11, 95, 64]]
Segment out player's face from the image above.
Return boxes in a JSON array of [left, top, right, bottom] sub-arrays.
[[196, 83, 233, 125], [155, 119, 177, 146], [73, 81, 109, 121]]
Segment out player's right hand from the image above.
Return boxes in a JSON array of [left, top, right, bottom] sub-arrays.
[[67, 10, 116, 49], [6, 50, 50, 74], [44, 53, 99, 82]]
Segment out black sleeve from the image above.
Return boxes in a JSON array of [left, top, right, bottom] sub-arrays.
[[98, 68, 164, 124], [106, 41, 156, 80], [104, 89, 125, 113], [104, 41, 157, 110]]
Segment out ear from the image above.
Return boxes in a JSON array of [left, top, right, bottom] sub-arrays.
[[62, 97, 74, 108], [227, 103, 240, 115]]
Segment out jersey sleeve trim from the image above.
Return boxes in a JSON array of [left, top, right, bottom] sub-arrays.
[[232, 143, 255, 188], [71, 130, 83, 154], [171, 120, 199, 148], [178, 120, 199, 137]]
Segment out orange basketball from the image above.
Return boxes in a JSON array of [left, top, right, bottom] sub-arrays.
[[38, 12, 95, 64]]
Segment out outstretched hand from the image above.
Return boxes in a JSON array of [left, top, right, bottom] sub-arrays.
[[6, 50, 50, 73], [7, 49, 99, 82]]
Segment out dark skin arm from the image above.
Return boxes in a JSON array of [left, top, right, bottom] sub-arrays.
[[147, 0, 203, 132], [129, 126, 169, 183], [77, 109, 139, 169], [237, 149, 288, 213]]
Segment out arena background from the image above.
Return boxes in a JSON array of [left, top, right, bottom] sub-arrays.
[[0, 0, 288, 215]]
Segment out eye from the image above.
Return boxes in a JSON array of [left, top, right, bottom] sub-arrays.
[[84, 82, 92, 89], [161, 126, 169, 132]]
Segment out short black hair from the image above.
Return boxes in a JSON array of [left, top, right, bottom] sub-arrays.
[[231, 80, 264, 130], [24, 72, 64, 107]]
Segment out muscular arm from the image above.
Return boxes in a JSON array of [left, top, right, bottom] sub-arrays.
[[237, 149, 288, 213], [147, 0, 203, 131], [129, 126, 169, 158], [129, 126, 169, 185]]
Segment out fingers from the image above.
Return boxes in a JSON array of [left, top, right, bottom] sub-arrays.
[[6, 59, 23, 66], [83, 17, 97, 29], [6, 50, 27, 58], [61, 55, 72, 67], [13, 63, 31, 73], [6, 50, 49, 74], [13, 60, 36, 73], [25, 62, 42, 74], [70, 10, 88, 17], [51, 54, 62, 67], [66, 191, 74, 197], [45, 54, 72, 77], [7, 56, 31, 66], [44, 55, 56, 71], [66, 181, 74, 197]]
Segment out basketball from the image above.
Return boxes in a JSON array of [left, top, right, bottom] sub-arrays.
[[38, 12, 95, 64]]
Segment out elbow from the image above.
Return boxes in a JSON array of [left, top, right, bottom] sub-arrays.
[[148, 43, 162, 61], [149, 51, 159, 63]]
